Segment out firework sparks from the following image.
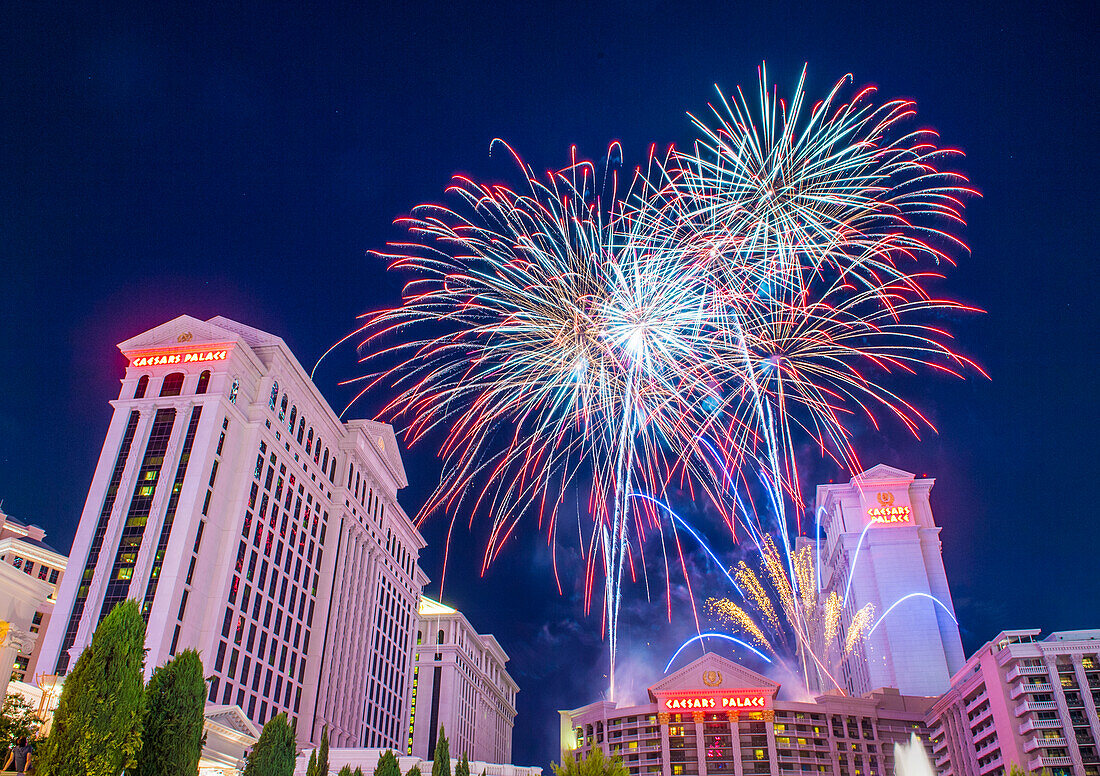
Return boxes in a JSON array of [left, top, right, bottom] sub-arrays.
[[352, 64, 978, 699]]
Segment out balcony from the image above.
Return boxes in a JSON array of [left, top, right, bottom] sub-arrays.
[[1015, 700, 1058, 716], [978, 753, 1004, 774], [1011, 682, 1053, 699], [1007, 664, 1046, 681], [965, 693, 989, 713], [1019, 718, 1062, 734], [1029, 756, 1073, 769], [1024, 736, 1067, 752]]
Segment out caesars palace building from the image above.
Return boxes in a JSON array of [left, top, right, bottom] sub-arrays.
[[560, 653, 933, 776], [35, 315, 428, 750]]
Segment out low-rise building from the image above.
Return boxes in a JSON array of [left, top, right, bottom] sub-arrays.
[[926, 629, 1100, 776], [561, 653, 933, 776], [409, 597, 518, 764], [0, 507, 67, 685], [292, 749, 540, 776]]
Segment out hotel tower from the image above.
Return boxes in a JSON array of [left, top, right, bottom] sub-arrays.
[[36, 315, 428, 748], [815, 464, 965, 697]]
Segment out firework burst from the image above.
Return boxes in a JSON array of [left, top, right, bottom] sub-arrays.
[[350, 64, 979, 699]]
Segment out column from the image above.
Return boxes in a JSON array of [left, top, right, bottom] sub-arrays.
[[728, 712, 744, 776]]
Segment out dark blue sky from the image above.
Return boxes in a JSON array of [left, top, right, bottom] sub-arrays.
[[1, 0, 1096, 768]]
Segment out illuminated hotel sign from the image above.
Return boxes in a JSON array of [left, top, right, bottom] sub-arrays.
[[661, 692, 770, 711], [128, 346, 233, 368], [867, 491, 912, 524]]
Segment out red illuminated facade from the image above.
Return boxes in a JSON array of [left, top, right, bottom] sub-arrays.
[[561, 653, 934, 776]]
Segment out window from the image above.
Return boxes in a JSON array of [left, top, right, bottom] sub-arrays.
[[269, 381, 279, 411], [288, 406, 297, 433], [229, 377, 240, 404], [306, 428, 313, 454], [297, 418, 305, 444], [135, 375, 149, 399], [196, 370, 211, 394], [280, 394, 288, 421], [160, 372, 185, 397]]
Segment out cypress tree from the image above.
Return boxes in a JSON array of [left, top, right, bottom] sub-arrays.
[[337, 767, 353, 776], [455, 754, 470, 776], [135, 649, 207, 776], [374, 750, 401, 776], [406, 767, 423, 776], [318, 726, 330, 776], [38, 600, 147, 776], [243, 713, 296, 776], [307, 750, 319, 776], [431, 728, 451, 776]]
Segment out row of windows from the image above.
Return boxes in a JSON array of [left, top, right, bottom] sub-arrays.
[[209, 437, 328, 730], [272, 384, 338, 483], [56, 410, 142, 674], [2, 554, 60, 584]]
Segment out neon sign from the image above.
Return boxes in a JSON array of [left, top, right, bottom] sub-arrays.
[[662, 693, 768, 710], [867, 491, 911, 524], [867, 506, 911, 524], [128, 347, 231, 368]]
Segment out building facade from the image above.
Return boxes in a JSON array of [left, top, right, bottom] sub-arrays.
[[927, 629, 1100, 776], [35, 315, 428, 748], [0, 508, 67, 684], [410, 597, 518, 764], [814, 464, 965, 697], [293, 748, 540, 776], [561, 653, 934, 776]]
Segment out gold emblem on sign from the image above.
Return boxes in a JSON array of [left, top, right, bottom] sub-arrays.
[[876, 491, 895, 506], [177, 332, 193, 342], [702, 670, 722, 687]]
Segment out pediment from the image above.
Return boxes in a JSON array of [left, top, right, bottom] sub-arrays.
[[348, 419, 408, 488], [851, 464, 916, 484], [118, 315, 245, 354], [649, 652, 779, 701], [204, 704, 260, 738]]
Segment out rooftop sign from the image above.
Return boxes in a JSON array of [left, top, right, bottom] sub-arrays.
[[660, 691, 770, 711], [126, 344, 234, 368], [867, 491, 912, 524]]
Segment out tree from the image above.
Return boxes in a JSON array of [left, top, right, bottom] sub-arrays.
[[455, 754, 470, 776], [318, 726, 330, 776], [243, 713, 296, 776], [354, 769, 365, 776], [135, 649, 207, 776], [551, 747, 629, 776], [406, 767, 422, 776], [307, 750, 319, 776], [0, 694, 40, 748], [374, 750, 401, 776], [337, 768, 353, 776], [37, 600, 147, 776], [432, 728, 451, 776]]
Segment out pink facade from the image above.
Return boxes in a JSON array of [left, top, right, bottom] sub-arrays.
[[927, 629, 1100, 776], [561, 653, 934, 776], [815, 465, 965, 697], [0, 508, 67, 683], [35, 315, 428, 748]]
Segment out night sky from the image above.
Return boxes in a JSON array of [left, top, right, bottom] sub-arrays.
[[1, 0, 1097, 768]]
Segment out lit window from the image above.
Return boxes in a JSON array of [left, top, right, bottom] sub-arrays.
[[280, 394, 288, 421], [288, 406, 297, 433], [196, 370, 211, 394], [270, 381, 279, 411], [229, 377, 240, 404], [135, 375, 150, 399], [160, 372, 185, 397]]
